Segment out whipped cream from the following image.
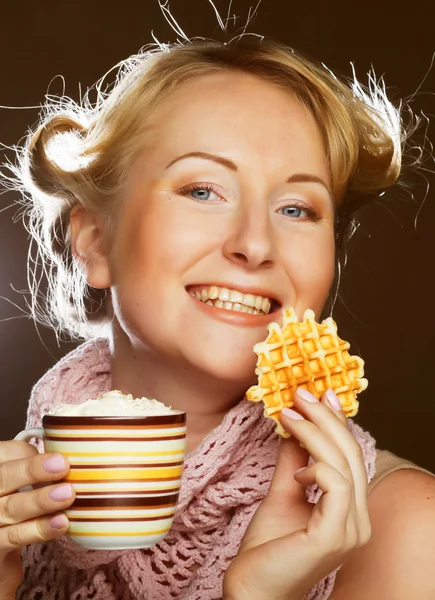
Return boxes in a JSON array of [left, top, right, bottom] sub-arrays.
[[47, 390, 174, 417]]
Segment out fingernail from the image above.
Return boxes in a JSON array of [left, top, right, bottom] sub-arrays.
[[49, 514, 69, 529], [281, 408, 304, 420], [325, 389, 342, 411], [43, 454, 67, 473], [49, 484, 73, 502], [296, 388, 318, 403]]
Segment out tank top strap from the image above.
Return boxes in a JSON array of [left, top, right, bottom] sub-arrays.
[[369, 449, 433, 493]]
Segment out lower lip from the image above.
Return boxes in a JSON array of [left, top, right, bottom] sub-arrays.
[[188, 293, 280, 327]]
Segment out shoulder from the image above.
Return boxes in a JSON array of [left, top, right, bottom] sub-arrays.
[[370, 464, 435, 508], [368, 467, 435, 547], [331, 467, 435, 599]]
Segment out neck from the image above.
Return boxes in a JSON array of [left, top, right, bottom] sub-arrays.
[[109, 330, 250, 454]]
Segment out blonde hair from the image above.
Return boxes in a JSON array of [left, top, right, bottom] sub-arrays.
[[5, 38, 410, 340]]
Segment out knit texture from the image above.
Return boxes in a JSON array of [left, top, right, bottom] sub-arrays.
[[18, 340, 377, 600]]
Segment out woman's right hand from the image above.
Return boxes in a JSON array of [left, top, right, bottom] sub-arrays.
[[0, 440, 75, 595]]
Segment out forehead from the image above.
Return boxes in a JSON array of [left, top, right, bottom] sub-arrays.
[[143, 71, 328, 177]]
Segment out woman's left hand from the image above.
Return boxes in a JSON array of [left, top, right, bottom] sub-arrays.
[[223, 388, 372, 600]]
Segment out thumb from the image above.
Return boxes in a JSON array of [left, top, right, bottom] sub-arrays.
[[268, 436, 309, 501]]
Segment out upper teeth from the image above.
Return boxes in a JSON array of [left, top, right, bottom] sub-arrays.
[[190, 286, 272, 315]]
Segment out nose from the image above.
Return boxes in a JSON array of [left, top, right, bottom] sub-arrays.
[[222, 202, 276, 270]]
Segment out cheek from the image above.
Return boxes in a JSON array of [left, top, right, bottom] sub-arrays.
[[112, 198, 219, 293], [281, 230, 335, 311], [137, 199, 228, 277]]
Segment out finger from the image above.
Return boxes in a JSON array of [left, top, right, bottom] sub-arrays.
[[294, 462, 355, 550], [320, 389, 347, 425], [280, 407, 353, 483], [0, 453, 70, 498], [293, 388, 367, 484], [319, 389, 367, 495], [0, 441, 38, 463], [268, 436, 308, 500], [292, 388, 346, 450], [0, 513, 69, 555], [293, 388, 369, 521], [0, 483, 75, 527]]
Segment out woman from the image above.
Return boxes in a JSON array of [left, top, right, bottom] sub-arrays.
[[0, 38, 434, 599]]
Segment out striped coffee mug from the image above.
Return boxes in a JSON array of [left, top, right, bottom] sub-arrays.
[[15, 411, 186, 550]]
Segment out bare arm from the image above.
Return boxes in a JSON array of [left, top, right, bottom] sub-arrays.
[[0, 550, 23, 599], [331, 469, 435, 599]]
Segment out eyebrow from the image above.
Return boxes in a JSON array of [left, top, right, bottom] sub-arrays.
[[165, 151, 238, 172], [286, 173, 332, 195], [165, 151, 331, 195]]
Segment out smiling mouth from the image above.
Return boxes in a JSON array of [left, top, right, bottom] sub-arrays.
[[187, 285, 280, 316]]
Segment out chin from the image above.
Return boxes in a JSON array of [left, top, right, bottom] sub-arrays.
[[189, 348, 258, 388]]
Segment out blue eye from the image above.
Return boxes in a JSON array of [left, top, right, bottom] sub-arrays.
[[278, 203, 319, 220], [280, 205, 305, 218], [179, 183, 221, 202], [190, 187, 213, 201], [280, 205, 310, 219]]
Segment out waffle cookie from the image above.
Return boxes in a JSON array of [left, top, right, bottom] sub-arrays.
[[246, 308, 368, 437]]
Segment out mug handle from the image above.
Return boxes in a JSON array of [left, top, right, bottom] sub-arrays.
[[14, 428, 45, 491], [14, 428, 44, 444]]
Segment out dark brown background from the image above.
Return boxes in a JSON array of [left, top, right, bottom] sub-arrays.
[[0, 0, 434, 469]]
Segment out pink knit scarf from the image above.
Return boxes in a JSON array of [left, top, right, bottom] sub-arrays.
[[18, 340, 377, 600]]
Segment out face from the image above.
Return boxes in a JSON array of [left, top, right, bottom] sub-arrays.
[[105, 71, 336, 384]]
